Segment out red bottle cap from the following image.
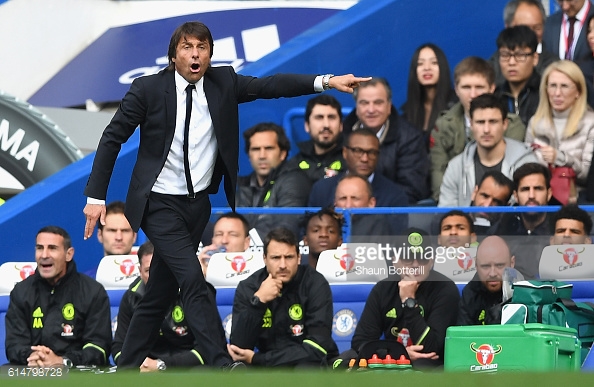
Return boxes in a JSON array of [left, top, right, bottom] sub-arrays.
[[383, 354, 397, 365], [368, 354, 383, 365], [396, 355, 411, 365]]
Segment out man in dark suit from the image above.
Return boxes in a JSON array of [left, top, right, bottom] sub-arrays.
[[543, 0, 594, 62], [82, 21, 369, 369], [308, 128, 409, 208]]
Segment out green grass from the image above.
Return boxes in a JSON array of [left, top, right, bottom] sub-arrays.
[[2, 369, 594, 387]]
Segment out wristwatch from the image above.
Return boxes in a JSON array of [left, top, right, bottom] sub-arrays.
[[62, 357, 73, 368], [250, 294, 263, 307], [322, 74, 334, 91], [402, 298, 417, 309], [156, 359, 167, 371]]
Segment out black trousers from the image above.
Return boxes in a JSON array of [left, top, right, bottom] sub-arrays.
[[118, 192, 231, 368]]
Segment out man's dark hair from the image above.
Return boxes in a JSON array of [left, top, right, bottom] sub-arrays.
[[496, 25, 538, 53], [137, 241, 154, 267], [343, 127, 379, 147], [503, 0, 546, 27], [98, 201, 126, 231], [167, 21, 214, 70], [439, 210, 475, 234], [550, 204, 593, 235], [37, 225, 72, 250], [454, 56, 495, 86], [512, 162, 551, 190], [300, 206, 344, 232], [469, 93, 508, 121], [264, 227, 299, 256], [305, 94, 343, 123], [215, 212, 251, 237], [243, 122, 291, 154], [352, 77, 392, 101], [477, 171, 514, 200]]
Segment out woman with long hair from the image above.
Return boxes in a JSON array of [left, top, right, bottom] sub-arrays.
[[525, 60, 594, 200], [402, 43, 456, 148]]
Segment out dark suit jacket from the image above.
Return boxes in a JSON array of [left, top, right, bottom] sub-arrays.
[[85, 67, 317, 231], [543, 3, 594, 62], [307, 172, 409, 208]]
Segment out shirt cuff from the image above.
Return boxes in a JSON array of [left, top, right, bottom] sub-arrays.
[[251, 352, 264, 366], [87, 197, 106, 205], [314, 75, 324, 92]]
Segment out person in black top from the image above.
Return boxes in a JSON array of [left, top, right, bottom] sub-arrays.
[[458, 236, 516, 326], [285, 95, 346, 185], [228, 228, 338, 367], [489, 162, 553, 279], [5, 226, 111, 367], [348, 228, 460, 368]]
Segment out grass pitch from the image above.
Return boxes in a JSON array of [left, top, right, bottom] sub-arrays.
[[2, 369, 594, 387]]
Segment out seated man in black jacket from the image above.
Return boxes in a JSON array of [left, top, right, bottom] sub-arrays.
[[228, 227, 338, 367], [342, 77, 429, 203], [347, 228, 460, 368], [457, 235, 516, 326], [113, 241, 213, 371], [237, 122, 312, 238], [5, 226, 111, 367]]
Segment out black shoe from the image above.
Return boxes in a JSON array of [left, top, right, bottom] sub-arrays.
[[223, 361, 247, 371]]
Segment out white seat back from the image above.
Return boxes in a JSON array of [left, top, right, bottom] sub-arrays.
[[95, 255, 140, 289], [206, 251, 264, 287], [432, 246, 477, 283], [0, 262, 37, 295], [539, 244, 594, 280], [316, 243, 389, 283]]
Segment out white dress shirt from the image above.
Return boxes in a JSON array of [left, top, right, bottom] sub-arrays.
[[152, 72, 217, 195], [557, 1, 590, 60]]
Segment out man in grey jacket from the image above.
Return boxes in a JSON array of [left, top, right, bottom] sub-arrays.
[[439, 94, 537, 207]]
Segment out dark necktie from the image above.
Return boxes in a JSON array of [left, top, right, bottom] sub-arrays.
[[565, 17, 577, 60], [184, 84, 196, 196]]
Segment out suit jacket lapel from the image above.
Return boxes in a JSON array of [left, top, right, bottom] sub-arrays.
[[163, 71, 177, 160], [204, 71, 222, 139]]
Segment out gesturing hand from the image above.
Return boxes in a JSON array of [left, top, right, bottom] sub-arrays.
[[83, 203, 106, 240], [254, 273, 283, 303], [328, 74, 372, 93]]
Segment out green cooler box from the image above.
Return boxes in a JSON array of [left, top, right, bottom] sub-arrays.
[[444, 324, 581, 372]]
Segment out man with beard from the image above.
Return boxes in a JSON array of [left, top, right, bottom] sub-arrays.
[[228, 228, 338, 367], [489, 162, 552, 279], [438, 93, 536, 207], [470, 171, 514, 234], [237, 122, 312, 237], [457, 236, 515, 325], [286, 95, 346, 185], [300, 207, 343, 268]]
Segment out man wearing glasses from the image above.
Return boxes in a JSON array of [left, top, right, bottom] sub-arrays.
[[439, 93, 537, 207], [495, 25, 542, 126], [342, 78, 429, 204], [307, 128, 408, 209], [543, 0, 594, 62]]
